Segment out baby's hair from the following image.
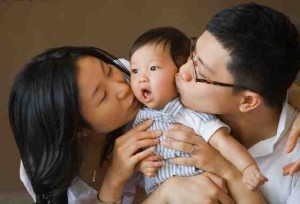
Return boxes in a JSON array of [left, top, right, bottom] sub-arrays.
[[129, 27, 190, 68]]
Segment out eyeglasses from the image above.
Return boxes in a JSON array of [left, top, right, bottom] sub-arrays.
[[190, 37, 256, 92]]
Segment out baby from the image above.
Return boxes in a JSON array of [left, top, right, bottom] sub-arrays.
[[129, 27, 267, 194]]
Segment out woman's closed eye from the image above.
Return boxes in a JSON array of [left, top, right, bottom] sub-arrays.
[[107, 66, 113, 77], [99, 90, 107, 105]]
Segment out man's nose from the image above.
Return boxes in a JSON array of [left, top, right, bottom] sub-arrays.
[[178, 62, 193, 82]]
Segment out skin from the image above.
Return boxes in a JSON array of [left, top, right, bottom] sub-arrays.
[[130, 43, 178, 109], [76, 55, 235, 203], [77, 56, 141, 133], [164, 30, 300, 203], [130, 43, 179, 176], [176, 31, 239, 115], [76, 56, 161, 201], [76, 51, 300, 202], [173, 31, 268, 202]]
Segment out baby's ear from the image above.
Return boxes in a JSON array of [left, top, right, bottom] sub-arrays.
[[239, 91, 262, 113]]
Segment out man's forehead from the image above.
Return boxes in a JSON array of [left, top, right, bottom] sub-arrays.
[[196, 31, 232, 76]]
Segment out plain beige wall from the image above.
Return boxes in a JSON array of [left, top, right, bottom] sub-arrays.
[[1, 0, 299, 191]]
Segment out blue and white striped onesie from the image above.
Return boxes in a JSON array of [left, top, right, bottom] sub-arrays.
[[133, 98, 230, 194]]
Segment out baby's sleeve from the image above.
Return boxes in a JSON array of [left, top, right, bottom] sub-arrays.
[[189, 111, 230, 142]]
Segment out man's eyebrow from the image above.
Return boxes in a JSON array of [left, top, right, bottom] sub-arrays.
[[197, 55, 214, 74]]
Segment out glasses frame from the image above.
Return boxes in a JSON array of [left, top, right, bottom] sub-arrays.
[[190, 37, 257, 92]]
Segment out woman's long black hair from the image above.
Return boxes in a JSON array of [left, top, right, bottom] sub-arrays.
[[9, 46, 129, 204]]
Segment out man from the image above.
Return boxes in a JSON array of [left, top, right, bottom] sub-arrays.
[[173, 3, 300, 203]]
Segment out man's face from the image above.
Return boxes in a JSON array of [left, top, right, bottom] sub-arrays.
[[176, 31, 241, 114]]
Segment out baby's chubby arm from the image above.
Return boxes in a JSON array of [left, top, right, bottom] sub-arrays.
[[209, 128, 268, 190]]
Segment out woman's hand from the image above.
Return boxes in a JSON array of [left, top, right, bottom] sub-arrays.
[[284, 113, 300, 176], [99, 120, 161, 202], [161, 123, 233, 177], [144, 173, 234, 204], [109, 120, 161, 182], [160, 123, 266, 204]]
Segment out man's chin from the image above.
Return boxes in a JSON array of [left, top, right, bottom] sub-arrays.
[[180, 98, 203, 112], [179, 97, 192, 109]]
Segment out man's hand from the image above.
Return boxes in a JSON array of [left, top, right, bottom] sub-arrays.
[[284, 113, 300, 176]]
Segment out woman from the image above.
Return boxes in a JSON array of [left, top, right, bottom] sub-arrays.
[[10, 46, 238, 204], [9, 46, 154, 203]]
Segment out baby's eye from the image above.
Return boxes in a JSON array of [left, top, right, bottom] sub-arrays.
[[150, 66, 159, 71], [131, 68, 138, 74]]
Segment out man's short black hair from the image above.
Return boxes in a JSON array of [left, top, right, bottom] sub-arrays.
[[207, 2, 300, 107]]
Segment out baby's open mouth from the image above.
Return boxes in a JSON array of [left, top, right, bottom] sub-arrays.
[[141, 88, 152, 100]]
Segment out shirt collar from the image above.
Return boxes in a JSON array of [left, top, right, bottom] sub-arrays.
[[248, 99, 298, 158], [138, 98, 183, 123], [159, 97, 182, 116]]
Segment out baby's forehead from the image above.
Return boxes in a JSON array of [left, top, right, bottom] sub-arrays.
[[130, 42, 171, 61]]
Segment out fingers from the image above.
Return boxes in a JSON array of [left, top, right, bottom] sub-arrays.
[[285, 113, 300, 153], [283, 159, 300, 176], [125, 138, 159, 157], [117, 120, 157, 144], [162, 139, 197, 154], [283, 163, 294, 176], [117, 128, 161, 158], [243, 173, 267, 191], [216, 191, 235, 204], [164, 124, 203, 145], [203, 172, 229, 194], [289, 160, 300, 175], [127, 130, 161, 144], [285, 128, 299, 153], [203, 175, 234, 204], [130, 147, 155, 166], [139, 155, 164, 177], [169, 157, 197, 167], [144, 167, 161, 177]]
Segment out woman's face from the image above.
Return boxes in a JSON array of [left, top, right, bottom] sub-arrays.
[[77, 56, 141, 134]]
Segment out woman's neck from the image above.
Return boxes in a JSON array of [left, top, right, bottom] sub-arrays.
[[78, 133, 109, 190]]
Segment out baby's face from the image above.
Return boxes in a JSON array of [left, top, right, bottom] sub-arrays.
[[130, 43, 178, 109]]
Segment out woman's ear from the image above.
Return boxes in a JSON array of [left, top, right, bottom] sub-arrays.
[[77, 127, 92, 138], [239, 91, 262, 112]]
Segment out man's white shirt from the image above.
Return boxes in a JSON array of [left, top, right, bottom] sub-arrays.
[[249, 101, 300, 204]]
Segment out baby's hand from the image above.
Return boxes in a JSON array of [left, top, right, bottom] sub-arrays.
[[137, 155, 164, 177], [242, 164, 268, 191]]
